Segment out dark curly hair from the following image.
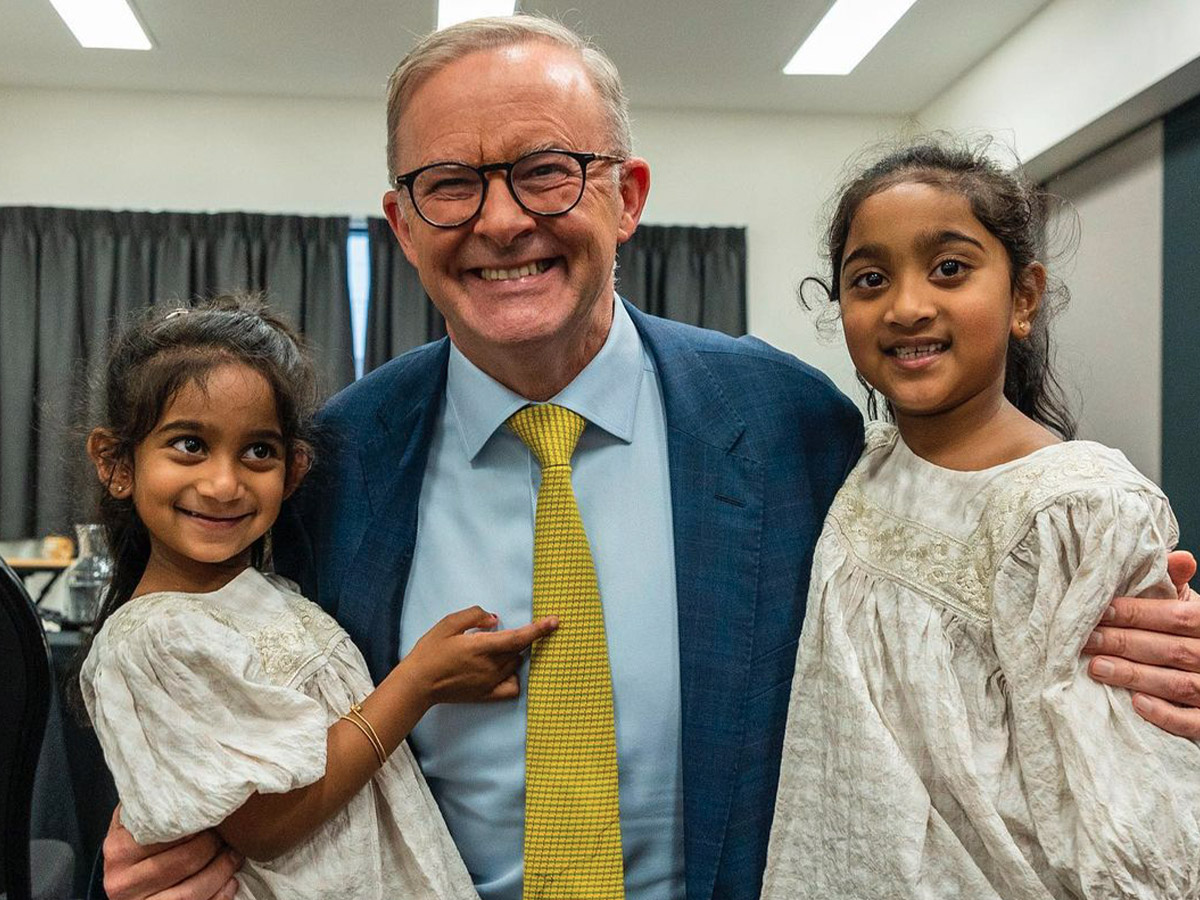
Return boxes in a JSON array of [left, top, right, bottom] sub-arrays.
[[87, 293, 320, 637], [803, 137, 1077, 439]]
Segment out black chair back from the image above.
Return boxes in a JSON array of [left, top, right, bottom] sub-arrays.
[[0, 558, 53, 900]]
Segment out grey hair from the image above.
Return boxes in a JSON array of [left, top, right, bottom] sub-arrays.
[[384, 14, 633, 182]]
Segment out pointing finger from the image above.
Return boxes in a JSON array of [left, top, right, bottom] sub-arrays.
[[483, 616, 559, 653], [436, 606, 498, 635]]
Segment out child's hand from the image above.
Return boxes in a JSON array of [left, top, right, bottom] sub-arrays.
[[403, 606, 558, 706]]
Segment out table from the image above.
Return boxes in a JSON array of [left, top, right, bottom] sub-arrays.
[[31, 629, 118, 898], [4, 556, 72, 605], [6, 558, 72, 572]]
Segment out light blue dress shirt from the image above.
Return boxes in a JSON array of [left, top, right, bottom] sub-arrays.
[[399, 298, 685, 900]]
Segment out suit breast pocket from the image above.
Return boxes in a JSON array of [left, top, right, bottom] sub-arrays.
[[746, 638, 800, 702]]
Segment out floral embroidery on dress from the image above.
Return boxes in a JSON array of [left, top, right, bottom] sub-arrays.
[[249, 592, 349, 684], [829, 424, 1167, 623], [106, 594, 236, 637], [101, 580, 348, 685]]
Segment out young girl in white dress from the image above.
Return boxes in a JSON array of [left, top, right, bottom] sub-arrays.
[[761, 142, 1200, 899], [80, 295, 556, 900]]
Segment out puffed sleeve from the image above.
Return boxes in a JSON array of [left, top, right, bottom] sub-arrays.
[[80, 605, 330, 845], [992, 485, 1200, 898]]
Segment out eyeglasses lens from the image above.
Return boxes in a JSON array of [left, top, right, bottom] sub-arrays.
[[511, 152, 585, 214], [411, 152, 586, 226], [412, 165, 480, 227]]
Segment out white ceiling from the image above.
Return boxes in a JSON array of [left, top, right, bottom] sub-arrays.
[[0, 0, 1052, 115]]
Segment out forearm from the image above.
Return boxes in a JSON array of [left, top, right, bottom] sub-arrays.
[[215, 659, 432, 860], [214, 606, 548, 860]]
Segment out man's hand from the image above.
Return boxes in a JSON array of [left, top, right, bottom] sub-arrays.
[[1084, 550, 1200, 737], [103, 807, 242, 900]]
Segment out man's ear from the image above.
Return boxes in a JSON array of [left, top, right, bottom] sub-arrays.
[[284, 444, 313, 500], [86, 428, 133, 498], [383, 190, 422, 270], [615, 157, 651, 245], [1011, 261, 1047, 339]]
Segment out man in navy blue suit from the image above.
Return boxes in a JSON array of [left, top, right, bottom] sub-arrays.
[[292, 18, 858, 898], [99, 14, 1200, 900]]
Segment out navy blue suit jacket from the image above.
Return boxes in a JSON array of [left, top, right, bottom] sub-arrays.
[[275, 302, 863, 900]]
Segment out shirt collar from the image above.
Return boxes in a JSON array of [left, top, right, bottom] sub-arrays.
[[446, 296, 645, 462]]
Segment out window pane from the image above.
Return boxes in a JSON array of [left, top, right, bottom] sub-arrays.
[[347, 229, 370, 380]]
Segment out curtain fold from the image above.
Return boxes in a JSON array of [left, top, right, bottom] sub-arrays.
[[363, 220, 748, 372], [617, 225, 747, 336], [364, 217, 446, 374], [0, 206, 353, 539]]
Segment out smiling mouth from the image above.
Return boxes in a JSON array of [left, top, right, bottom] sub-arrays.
[[476, 259, 554, 281], [887, 342, 948, 360], [177, 508, 253, 525]]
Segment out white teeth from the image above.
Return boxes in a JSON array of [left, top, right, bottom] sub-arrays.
[[892, 343, 946, 359], [479, 260, 550, 281]]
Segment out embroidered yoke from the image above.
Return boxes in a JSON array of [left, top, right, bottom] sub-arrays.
[[762, 424, 1200, 900]]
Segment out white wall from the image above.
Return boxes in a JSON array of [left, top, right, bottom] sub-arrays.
[[0, 85, 902, 401], [633, 109, 903, 398], [0, 87, 386, 216], [1045, 123, 1164, 481], [919, 0, 1200, 179]]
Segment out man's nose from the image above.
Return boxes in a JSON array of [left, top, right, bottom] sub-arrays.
[[472, 172, 536, 245], [883, 279, 936, 328]]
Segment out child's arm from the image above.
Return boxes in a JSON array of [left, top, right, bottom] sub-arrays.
[[993, 485, 1200, 899], [215, 605, 555, 861]]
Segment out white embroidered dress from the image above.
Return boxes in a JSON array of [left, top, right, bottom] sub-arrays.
[[81, 567, 479, 900], [762, 424, 1200, 900]]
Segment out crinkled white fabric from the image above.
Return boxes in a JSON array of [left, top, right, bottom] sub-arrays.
[[81, 568, 479, 900], [762, 424, 1200, 900]]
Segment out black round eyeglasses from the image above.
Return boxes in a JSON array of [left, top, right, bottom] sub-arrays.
[[393, 149, 625, 229]]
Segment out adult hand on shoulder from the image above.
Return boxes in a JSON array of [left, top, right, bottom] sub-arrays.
[[1084, 550, 1200, 738], [103, 806, 242, 900]]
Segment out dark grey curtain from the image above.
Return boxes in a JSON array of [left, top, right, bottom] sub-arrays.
[[363, 221, 747, 371], [363, 217, 446, 374], [617, 225, 747, 335], [0, 206, 353, 539]]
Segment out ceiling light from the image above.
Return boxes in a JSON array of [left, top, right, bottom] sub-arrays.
[[47, 0, 151, 50], [437, 0, 517, 31], [784, 0, 917, 75]]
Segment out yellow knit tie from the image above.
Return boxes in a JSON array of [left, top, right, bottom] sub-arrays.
[[508, 404, 625, 900]]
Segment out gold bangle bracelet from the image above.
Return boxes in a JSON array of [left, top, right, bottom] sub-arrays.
[[348, 702, 386, 762], [340, 704, 386, 766], [339, 714, 383, 764]]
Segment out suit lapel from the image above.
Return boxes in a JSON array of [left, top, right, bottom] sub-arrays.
[[629, 304, 765, 900], [338, 341, 450, 682]]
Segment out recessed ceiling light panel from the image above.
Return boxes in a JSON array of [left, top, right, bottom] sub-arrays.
[[784, 0, 918, 76], [437, 0, 518, 31], [47, 0, 152, 50]]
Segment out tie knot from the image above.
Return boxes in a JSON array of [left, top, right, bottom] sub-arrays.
[[508, 404, 585, 469]]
